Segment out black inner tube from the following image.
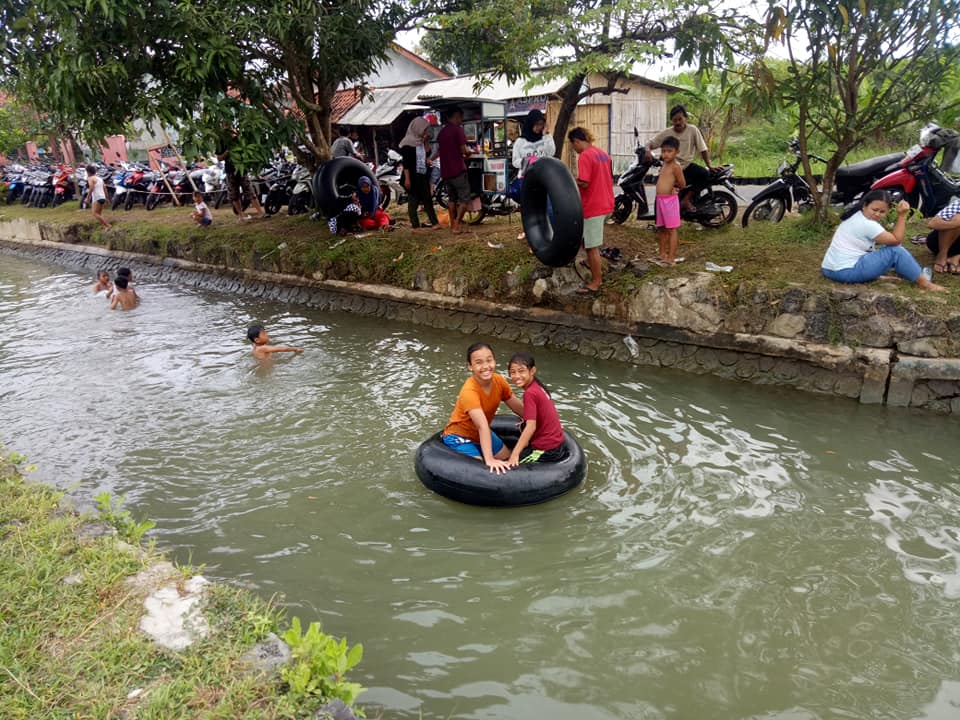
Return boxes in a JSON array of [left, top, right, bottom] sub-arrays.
[[520, 157, 584, 267]]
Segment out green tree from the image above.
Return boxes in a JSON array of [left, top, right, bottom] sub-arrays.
[[0, 0, 420, 170], [420, 0, 760, 157], [754, 0, 960, 223]]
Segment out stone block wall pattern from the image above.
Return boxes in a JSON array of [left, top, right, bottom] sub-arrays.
[[3, 221, 960, 415]]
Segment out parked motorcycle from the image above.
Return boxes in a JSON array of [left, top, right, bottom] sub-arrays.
[[287, 165, 313, 215], [376, 149, 406, 211], [50, 164, 76, 207], [743, 139, 906, 226], [5, 164, 26, 204], [868, 124, 960, 218], [611, 128, 740, 228]]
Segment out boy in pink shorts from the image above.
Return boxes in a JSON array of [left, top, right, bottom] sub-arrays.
[[654, 136, 685, 266]]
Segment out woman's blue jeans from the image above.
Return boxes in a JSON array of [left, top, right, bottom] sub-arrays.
[[822, 245, 922, 284]]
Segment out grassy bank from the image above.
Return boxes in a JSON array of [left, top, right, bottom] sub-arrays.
[[0, 449, 364, 719], [1, 197, 958, 313]]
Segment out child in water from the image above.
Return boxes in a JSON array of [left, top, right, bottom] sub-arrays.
[[109, 275, 139, 310], [247, 324, 304, 359], [442, 342, 524, 474], [507, 352, 568, 464], [92, 269, 113, 296]]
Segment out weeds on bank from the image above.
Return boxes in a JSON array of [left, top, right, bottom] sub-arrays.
[[0, 448, 367, 719], [94, 491, 157, 543]]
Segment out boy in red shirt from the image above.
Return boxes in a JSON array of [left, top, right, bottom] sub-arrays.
[[568, 127, 614, 294]]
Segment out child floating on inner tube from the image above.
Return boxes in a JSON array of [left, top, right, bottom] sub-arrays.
[[506, 352, 568, 464], [441, 342, 524, 475]]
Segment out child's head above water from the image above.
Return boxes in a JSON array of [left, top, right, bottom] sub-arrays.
[[247, 324, 267, 344], [117, 267, 132, 281], [466, 341, 493, 364], [115, 275, 129, 289], [97, 269, 110, 282]]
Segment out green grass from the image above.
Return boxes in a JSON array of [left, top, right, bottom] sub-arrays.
[[4, 196, 960, 316], [0, 450, 363, 719]]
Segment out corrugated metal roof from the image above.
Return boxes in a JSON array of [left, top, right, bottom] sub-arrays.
[[337, 84, 427, 126], [338, 71, 679, 127]]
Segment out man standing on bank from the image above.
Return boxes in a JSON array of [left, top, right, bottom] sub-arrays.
[[645, 105, 718, 210], [437, 107, 474, 234]]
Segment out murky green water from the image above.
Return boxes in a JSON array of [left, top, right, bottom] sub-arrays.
[[3, 253, 960, 718]]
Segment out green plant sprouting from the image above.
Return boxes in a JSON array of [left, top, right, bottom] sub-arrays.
[[281, 616, 365, 711], [93, 492, 156, 543]]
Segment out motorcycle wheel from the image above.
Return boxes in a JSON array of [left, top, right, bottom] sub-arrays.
[[145, 193, 159, 211], [51, 193, 63, 208], [463, 206, 486, 225], [37, 190, 50, 208], [5, 189, 17, 205], [741, 197, 786, 228], [379, 183, 391, 211], [213, 189, 227, 210], [434, 181, 449, 210], [111, 193, 123, 211], [610, 195, 633, 224], [699, 191, 738, 228], [124, 192, 136, 211], [264, 191, 284, 216], [288, 193, 308, 216]]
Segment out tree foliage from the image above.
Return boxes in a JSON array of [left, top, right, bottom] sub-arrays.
[[420, 0, 760, 156], [0, 0, 422, 169], [753, 0, 960, 222]]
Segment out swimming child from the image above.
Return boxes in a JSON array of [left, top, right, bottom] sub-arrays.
[[109, 275, 139, 310], [93, 269, 113, 296], [506, 352, 568, 464], [191, 191, 213, 227], [441, 342, 524, 474], [247, 324, 304, 359], [653, 136, 685, 266]]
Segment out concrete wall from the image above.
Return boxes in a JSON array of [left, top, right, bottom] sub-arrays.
[[4, 230, 960, 415]]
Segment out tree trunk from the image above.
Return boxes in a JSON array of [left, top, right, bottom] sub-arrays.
[[551, 75, 586, 160]]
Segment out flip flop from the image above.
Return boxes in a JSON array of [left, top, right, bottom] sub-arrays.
[[575, 285, 599, 295]]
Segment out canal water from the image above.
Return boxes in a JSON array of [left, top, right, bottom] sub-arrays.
[[3, 253, 960, 719]]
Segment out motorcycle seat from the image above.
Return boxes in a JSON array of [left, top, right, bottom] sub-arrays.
[[835, 152, 904, 179]]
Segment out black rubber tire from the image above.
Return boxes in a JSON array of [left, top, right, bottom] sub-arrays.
[[434, 181, 449, 210], [520, 156, 584, 267], [699, 190, 737, 228], [124, 191, 136, 211], [264, 189, 284, 216], [288, 193, 309, 216], [415, 416, 586, 507], [315, 158, 377, 217], [21, 188, 32, 205], [213, 189, 227, 210], [145, 193, 160, 211], [379, 183, 391, 211], [741, 196, 786, 228], [610, 194, 633, 224], [51, 193, 63, 208], [111, 192, 123, 211]]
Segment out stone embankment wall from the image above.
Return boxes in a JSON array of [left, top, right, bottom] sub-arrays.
[[3, 219, 960, 414]]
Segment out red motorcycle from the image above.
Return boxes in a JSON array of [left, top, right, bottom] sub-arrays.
[[869, 124, 960, 218], [51, 164, 75, 207]]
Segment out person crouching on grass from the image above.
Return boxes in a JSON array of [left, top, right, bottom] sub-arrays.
[[191, 191, 213, 227]]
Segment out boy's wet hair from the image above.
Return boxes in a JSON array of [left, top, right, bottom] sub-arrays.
[[247, 324, 265, 343], [98, 268, 110, 277], [114, 276, 129, 289], [117, 267, 131, 278], [86, 164, 97, 176], [660, 136, 680, 150], [466, 342, 493, 363]]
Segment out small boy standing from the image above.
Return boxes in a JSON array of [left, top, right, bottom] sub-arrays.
[[109, 275, 139, 310], [191, 191, 213, 227], [247, 324, 304, 360], [654, 136, 686, 266], [84, 164, 111, 231]]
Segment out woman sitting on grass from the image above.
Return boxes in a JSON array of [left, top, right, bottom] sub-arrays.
[[821, 190, 946, 292]]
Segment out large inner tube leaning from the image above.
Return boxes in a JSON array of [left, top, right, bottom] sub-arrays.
[[313, 158, 377, 218], [519, 156, 584, 267], [415, 415, 586, 507]]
